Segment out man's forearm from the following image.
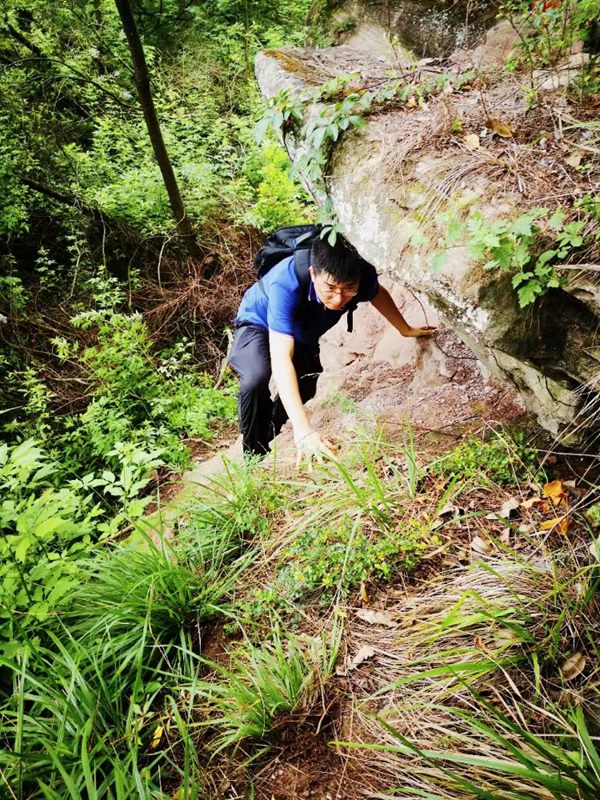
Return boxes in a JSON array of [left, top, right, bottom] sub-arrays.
[[270, 347, 313, 438]]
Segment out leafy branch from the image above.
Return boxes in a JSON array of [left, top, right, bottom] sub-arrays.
[[256, 68, 477, 235], [435, 206, 597, 307]]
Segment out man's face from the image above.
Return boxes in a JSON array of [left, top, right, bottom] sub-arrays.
[[309, 267, 359, 311]]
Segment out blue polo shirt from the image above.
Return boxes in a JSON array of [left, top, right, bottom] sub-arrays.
[[234, 256, 380, 345]]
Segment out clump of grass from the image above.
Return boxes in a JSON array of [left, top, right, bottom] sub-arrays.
[[62, 540, 246, 682], [337, 546, 600, 799], [177, 457, 289, 565], [0, 539, 247, 797], [361, 696, 600, 800], [428, 429, 540, 487], [197, 622, 342, 754], [0, 626, 205, 797]]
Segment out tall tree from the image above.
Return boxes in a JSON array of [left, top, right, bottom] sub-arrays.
[[113, 0, 200, 258]]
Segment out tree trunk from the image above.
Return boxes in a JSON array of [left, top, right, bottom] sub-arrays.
[[113, 0, 200, 258]]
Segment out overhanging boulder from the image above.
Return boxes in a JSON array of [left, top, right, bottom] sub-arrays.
[[255, 37, 600, 441]]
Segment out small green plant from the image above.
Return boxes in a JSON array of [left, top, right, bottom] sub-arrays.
[[466, 208, 587, 307], [62, 541, 238, 683], [429, 430, 539, 486], [178, 457, 288, 559], [0, 274, 28, 315], [199, 624, 341, 752], [500, 0, 600, 76], [0, 440, 100, 653], [243, 141, 310, 231], [283, 517, 428, 602]]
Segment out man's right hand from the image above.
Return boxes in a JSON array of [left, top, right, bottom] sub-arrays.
[[295, 429, 337, 470]]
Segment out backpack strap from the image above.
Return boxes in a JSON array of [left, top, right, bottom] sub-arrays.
[[293, 247, 312, 291]]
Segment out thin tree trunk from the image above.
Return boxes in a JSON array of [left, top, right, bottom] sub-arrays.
[[113, 0, 200, 258]]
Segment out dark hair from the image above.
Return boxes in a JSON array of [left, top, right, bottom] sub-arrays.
[[310, 234, 362, 285]]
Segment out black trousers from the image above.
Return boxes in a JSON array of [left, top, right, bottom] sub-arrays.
[[228, 325, 323, 456]]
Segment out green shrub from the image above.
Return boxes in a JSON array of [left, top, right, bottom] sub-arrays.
[[0, 274, 28, 315], [177, 458, 288, 566], [0, 542, 221, 797], [7, 293, 238, 475], [0, 440, 97, 654], [243, 141, 310, 231], [429, 431, 539, 486], [282, 518, 428, 602], [0, 438, 171, 654]]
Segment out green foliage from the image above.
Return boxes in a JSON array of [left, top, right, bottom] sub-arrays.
[[243, 141, 310, 231], [0, 438, 175, 653], [0, 275, 28, 315], [436, 206, 596, 307], [177, 458, 287, 564], [283, 517, 428, 602], [429, 431, 539, 486], [0, 541, 220, 797], [501, 0, 600, 75], [198, 624, 341, 751], [0, 440, 97, 654], [0, 0, 313, 245], [6, 281, 238, 475], [62, 541, 241, 683], [258, 70, 476, 228]]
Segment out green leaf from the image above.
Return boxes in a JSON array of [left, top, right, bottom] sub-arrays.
[[547, 209, 564, 230], [536, 249, 556, 268], [430, 252, 447, 272], [15, 534, 34, 562], [444, 217, 462, 246], [253, 116, 272, 144], [510, 214, 537, 237], [517, 282, 540, 307]]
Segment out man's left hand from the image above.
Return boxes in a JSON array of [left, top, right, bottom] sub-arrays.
[[404, 325, 437, 337]]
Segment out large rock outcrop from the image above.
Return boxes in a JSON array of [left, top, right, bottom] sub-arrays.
[[308, 0, 498, 58], [256, 28, 600, 441]]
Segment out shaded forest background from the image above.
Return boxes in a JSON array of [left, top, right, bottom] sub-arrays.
[[2, 3, 600, 799], [0, 0, 317, 476]]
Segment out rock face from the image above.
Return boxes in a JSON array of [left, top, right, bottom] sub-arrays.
[[309, 0, 498, 58], [255, 33, 600, 441]]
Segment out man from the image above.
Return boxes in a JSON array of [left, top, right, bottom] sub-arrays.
[[229, 234, 435, 463]]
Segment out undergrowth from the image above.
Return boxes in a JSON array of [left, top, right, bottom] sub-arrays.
[[428, 429, 541, 486]]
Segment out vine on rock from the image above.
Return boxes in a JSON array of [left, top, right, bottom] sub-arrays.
[[434, 201, 599, 307], [256, 68, 477, 241]]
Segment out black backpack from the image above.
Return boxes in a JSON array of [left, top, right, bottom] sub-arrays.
[[254, 224, 359, 333]]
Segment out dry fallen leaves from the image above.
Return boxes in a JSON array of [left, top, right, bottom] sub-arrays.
[[565, 151, 583, 168], [540, 516, 571, 535], [561, 652, 586, 681], [486, 497, 520, 521], [464, 133, 481, 150], [487, 118, 514, 137], [543, 480, 569, 508], [471, 535, 493, 555], [348, 645, 376, 671], [356, 609, 398, 628]]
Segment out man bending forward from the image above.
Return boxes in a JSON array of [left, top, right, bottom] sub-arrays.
[[229, 234, 435, 462]]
